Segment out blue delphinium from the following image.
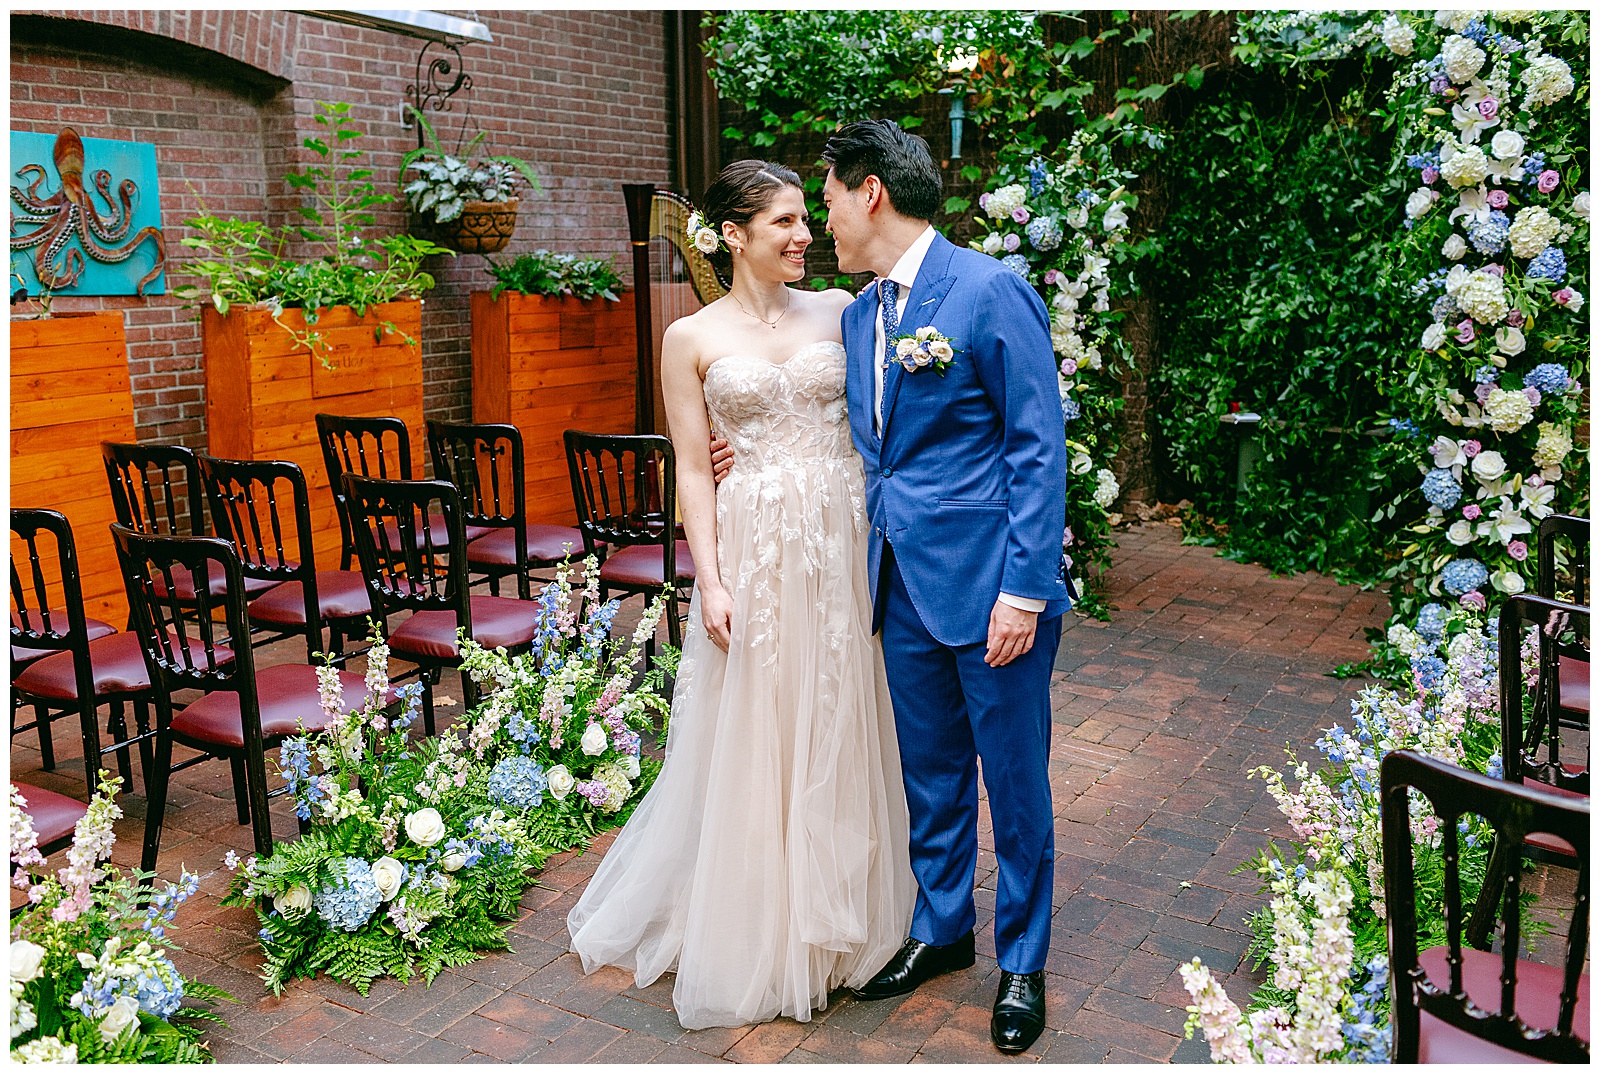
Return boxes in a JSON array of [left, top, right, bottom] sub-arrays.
[[506, 709, 543, 753], [1523, 362, 1570, 395], [578, 597, 621, 662], [1486, 753, 1504, 779], [1415, 602, 1448, 642], [1520, 152, 1547, 184], [278, 736, 320, 821], [1000, 254, 1031, 279], [1473, 364, 1501, 384], [1061, 395, 1081, 422], [1421, 468, 1462, 510], [393, 681, 425, 731], [313, 857, 383, 932], [1025, 215, 1062, 252], [1495, 33, 1523, 53], [1025, 157, 1049, 197], [1406, 150, 1442, 172], [1460, 18, 1489, 43], [1466, 210, 1509, 254], [488, 755, 549, 811], [143, 869, 202, 940], [1387, 417, 1422, 439], [1440, 558, 1489, 596], [1526, 246, 1566, 282], [1413, 654, 1449, 689], [1074, 189, 1100, 207], [1343, 955, 1393, 1063]]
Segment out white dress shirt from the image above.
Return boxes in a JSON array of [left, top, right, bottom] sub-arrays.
[[870, 225, 1046, 616]]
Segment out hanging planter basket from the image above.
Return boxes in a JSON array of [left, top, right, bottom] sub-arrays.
[[423, 199, 520, 255]]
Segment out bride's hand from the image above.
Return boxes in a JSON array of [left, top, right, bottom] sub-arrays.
[[699, 583, 734, 652]]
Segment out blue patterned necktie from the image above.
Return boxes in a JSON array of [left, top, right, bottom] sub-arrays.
[[878, 278, 901, 369]]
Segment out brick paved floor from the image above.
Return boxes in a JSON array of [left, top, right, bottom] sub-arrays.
[[13, 522, 1401, 1063]]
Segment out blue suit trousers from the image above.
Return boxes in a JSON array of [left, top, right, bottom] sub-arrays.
[[878, 545, 1060, 974]]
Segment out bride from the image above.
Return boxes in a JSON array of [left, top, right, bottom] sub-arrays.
[[566, 159, 915, 1029]]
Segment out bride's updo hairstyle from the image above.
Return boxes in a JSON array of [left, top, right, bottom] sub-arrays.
[[699, 159, 803, 287]]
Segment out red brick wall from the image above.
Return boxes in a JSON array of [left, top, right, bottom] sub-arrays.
[[11, 10, 670, 454]]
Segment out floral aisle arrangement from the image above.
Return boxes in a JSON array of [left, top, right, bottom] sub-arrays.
[[458, 556, 672, 853], [223, 636, 547, 995], [1178, 604, 1525, 1063], [1373, 9, 1589, 625], [966, 122, 1156, 612], [9, 776, 231, 1064]]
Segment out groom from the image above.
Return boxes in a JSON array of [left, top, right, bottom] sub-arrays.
[[824, 120, 1068, 1053]]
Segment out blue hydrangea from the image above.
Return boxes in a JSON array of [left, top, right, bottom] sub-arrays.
[[1025, 157, 1049, 197], [1526, 246, 1566, 282], [1000, 254, 1031, 279], [1430, 293, 1463, 324], [1421, 468, 1462, 510], [488, 755, 548, 811], [1061, 395, 1081, 422], [1440, 558, 1489, 596], [1387, 417, 1422, 439], [1467, 210, 1509, 254], [313, 857, 383, 932], [1523, 362, 1570, 395], [1413, 655, 1449, 689], [1025, 215, 1062, 252], [73, 953, 187, 1021], [1407, 150, 1442, 172], [1415, 602, 1448, 641], [1521, 152, 1547, 184], [1074, 189, 1100, 207], [1473, 364, 1500, 384]]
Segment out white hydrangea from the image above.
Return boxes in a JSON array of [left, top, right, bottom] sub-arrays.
[[985, 184, 1027, 221], [1442, 234, 1468, 260], [1455, 269, 1509, 323], [1492, 11, 1537, 24], [1380, 14, 1415, 55], [1441, 34, 1487, 84], [1520, 53, 1575, 109], [1092, 468, 1120, 509], [1440, 144, 1489, 189], [1507, 205, 1561, 259], [1051, 317, 1086, 361], [1433, 10, 1476, 32], [1532, 422, 1572, 469], [1483, 387, 1534, 433]]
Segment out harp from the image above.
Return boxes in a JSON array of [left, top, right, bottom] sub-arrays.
[[623, 184, 728, 435]]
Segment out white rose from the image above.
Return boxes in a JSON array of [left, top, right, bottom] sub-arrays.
[[98, 995, 140, 1043], [1070, 452, 1093, 476], [1102, 203, 1129, 232], [981, 232, 1004, 256], [276, 884, 313, 917], [1444, 264, 1470, 295], [1065, 206, 1089, 230], [580, 723, 608, 757], [928, 340, 954, 363], [404, 807, 446, 848], [441, 852, 468, 873], [1494, 326, 1525, 356], [1489, 129, 1525, 161], [1493, 569, 1526, 595], [1406, 188, 1439, 219], [1441, 234, 1468, 261], [1421, 323, 1448, 351], [1572, 191, 1590, 222], [1446, 519, 1475, 546], [895, 338, 918, 359], [1470, 450, 1506, 482], [10, 940, 46, 983], [370, 857, 405, 901], [546, 765, 574, 800], [620, 754, 641, 780], [692, 227, 719, 255]]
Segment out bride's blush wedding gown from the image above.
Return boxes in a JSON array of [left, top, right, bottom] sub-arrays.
[[567, 340, 915, 1029]]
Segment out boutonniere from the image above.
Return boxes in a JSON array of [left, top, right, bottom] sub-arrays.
[[888, 326, 958, 376]]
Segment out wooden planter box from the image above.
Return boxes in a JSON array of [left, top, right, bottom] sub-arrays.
[[203, 300, 424, 570], [471, 291, 636, 525], [11, 311, 137, 622]]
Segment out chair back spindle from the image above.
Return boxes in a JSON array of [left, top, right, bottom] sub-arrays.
[[316, 414, 417, 570], [102, 442, 206, 538]]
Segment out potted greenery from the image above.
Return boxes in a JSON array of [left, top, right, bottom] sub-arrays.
[[471, 251, 636, 523], [401, 107, 540, 255]]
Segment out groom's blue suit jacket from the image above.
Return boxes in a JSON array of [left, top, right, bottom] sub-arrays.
[[844, 231, 1069, 648]]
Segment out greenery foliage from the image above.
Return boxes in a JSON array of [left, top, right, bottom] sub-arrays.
[[399, 105, 540, 224], [485, 250, 624, 302]]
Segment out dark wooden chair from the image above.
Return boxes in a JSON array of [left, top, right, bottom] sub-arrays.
[[111, 524, 387, 872], [1535, 513, 1589, 727], [11, 781, 88, 856], [563, 430, 694, 650], [1466, 593, 1590, 948], [427, 419, 586, 601], [342, 474, 542, 737], [199, 454, 373, 663], [1381, 749, 1588, 1063], [12, 508, 155, 792], [316, 413, 493, 572]]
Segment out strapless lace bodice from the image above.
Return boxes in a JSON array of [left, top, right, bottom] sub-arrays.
[[703, 341, 855, 472]]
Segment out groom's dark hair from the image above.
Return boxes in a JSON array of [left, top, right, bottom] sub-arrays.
[[822, 119, 941, 222]]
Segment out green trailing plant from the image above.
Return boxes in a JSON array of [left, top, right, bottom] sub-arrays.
[[174, 101, 450, 367], [485, 250, 624, 302], [399, 105, 540, 224]]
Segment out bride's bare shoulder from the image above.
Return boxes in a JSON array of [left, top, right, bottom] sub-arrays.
[[803, 287, 858, 316], [662, 298, 732, 353]]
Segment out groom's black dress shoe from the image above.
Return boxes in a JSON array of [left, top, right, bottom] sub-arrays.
[[990, 970, 1046, 1053], [852, 932, 976, 1000]]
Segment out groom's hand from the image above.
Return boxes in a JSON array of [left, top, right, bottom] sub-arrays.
[[985, 602, 1038, 667], [710, 433, 733, 485]]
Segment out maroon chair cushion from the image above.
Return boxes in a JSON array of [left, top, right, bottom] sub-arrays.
[[152, 571, 281, 600], [598, 541, 696, 588], [388, 596, 541, 661], [14, 632, 235, 701], [12, 782, 88, 851], [169, 663, 390, 750], [467, 525, 588, 567], [1558, 654, 1588, 716], [1416, 944, 1589, 1063], [11, 609, 117, 671], [247, 571, 373, 626], [1514, 777, 1584, 858]]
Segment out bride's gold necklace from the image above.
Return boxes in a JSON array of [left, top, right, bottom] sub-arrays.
[[731, 287, 790, 330]]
